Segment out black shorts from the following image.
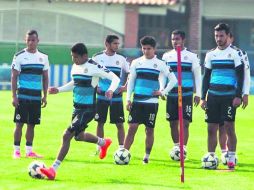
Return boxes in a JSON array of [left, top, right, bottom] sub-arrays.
[[166, 96, 193, 122], [67, 109, 95, 137], [205, 94, 236, 123], [128, 102, 158, 128], [94, 100, 125, 124], [14, 99, 41, 125]]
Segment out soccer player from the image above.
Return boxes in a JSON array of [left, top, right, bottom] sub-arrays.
[[162, 30, 201, 159], [93, 35, 129, 153], [201, 23, 244, 169], [124, 36, 177, 164], [218, 31, 251, 160], [40, 43, 120, 180], [11, 30, 49, 159]]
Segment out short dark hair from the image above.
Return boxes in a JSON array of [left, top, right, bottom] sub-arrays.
[[140, 36, 156, 48], [71, 43, 88, 56], [171, 30, 185, 39], [214, 23, 230, 35], [26, 30, 38, 37], [105, 35, 119, 44]]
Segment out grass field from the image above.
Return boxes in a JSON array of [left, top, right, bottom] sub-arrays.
[[0, 91, 254, 190]]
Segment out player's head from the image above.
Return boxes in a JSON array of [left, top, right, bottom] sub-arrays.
[[140, 36, 156, 59], [214, 23, 230, 48], [71, 43, 88, 65], [105, 35, 120, 53], [171, 30, 185, 49], [25, 30, 39, 52]]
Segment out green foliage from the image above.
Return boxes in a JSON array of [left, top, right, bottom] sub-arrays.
[[0, 91, 254, 190]]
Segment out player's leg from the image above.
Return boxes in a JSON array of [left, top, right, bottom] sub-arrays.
[[25, 101, 42, 158], [218, 123, 228, 153], [222, 97, 237, 169], [167, 97, 180, 153], [182, 95, 193, 146], [40, 129, 75, 180], [202, 94, 220, 165], [13, 100, 27, 158], [110, 101, 125, 148], [142, 103, 158, 164], [124, 123, 139, 150], [94, 100, 109, 153]]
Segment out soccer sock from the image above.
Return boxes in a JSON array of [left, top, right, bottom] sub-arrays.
[[14, 145, 20, 152], [221, 149, 227, 154], [119, 145, 124, 149], [25, 146, 32, 154], [97, 138, 105, 146], [144, 153, 150, 160], [174, 143, 180, 147], [208, 152, 215, 156], [228, 151, 236, 162], [52, 160, 61, 171]]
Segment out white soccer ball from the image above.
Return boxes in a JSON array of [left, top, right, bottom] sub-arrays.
[[221, 152, 238, 165], [169, 146, 187, 161], [28, 161, 46, 179], [114, 148, 131, 165], [201, 153, 219, 169]]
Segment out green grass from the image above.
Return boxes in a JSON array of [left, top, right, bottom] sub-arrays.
[[0, 91, 254, 190]]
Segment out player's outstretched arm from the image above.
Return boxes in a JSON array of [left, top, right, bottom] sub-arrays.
[[49, 80, 74, 94]]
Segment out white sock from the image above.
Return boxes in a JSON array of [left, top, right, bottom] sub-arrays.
[[14, 145, 20, 152], [174, 143, 180, 147], [97, 138, 105, 146], [228, 151, 236, 162], [52, 160, 61, 171], [25, 146, 32, 154], [144, 153, 150, 160], [119, 145, 124, 149]]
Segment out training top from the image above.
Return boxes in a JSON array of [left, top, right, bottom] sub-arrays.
[[93, 51, 129, 102], [12, 48, 49, 101], [162, 48, 201, 97]]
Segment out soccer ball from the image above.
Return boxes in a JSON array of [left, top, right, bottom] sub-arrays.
[[169, 146, 187, 161], [28, 161, 46, 179], [114, 148, 131, 165], [221, 152, 238, 165], [201, 153, 219, 169]]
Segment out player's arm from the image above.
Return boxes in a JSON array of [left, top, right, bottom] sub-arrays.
[[118, 59, 130, 93], [201, 54, 212, 110], [42, 70, 49, 108], [48, 80, 74, 94], [126, 62, 137, 111], [242, 52, 251, 109], [192, 55, 202, 106], [154, 63, 177, 96], [11, 55, 20, 108]]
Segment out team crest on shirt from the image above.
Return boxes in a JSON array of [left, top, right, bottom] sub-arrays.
[[39, 57, 43, 62], [166, 113, 170, 119], [228, 54, 232, 58], [153, 64, 157, 68], [184, 56, 188, 60], [116, 61, 120, 65], [138, 62, 142, 65], [84, 68, 88, 73], [94, 113, 99, 120], [16, 114, 21, 120]]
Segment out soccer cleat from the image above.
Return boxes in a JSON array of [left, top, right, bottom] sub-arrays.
[[13, 150, 21, 159], [40, 167, 56, 180], [99, 138, 112, 159], [227, 161, 235, 170], [26, 151, 43, 158], [143, 158, 149, 164]]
